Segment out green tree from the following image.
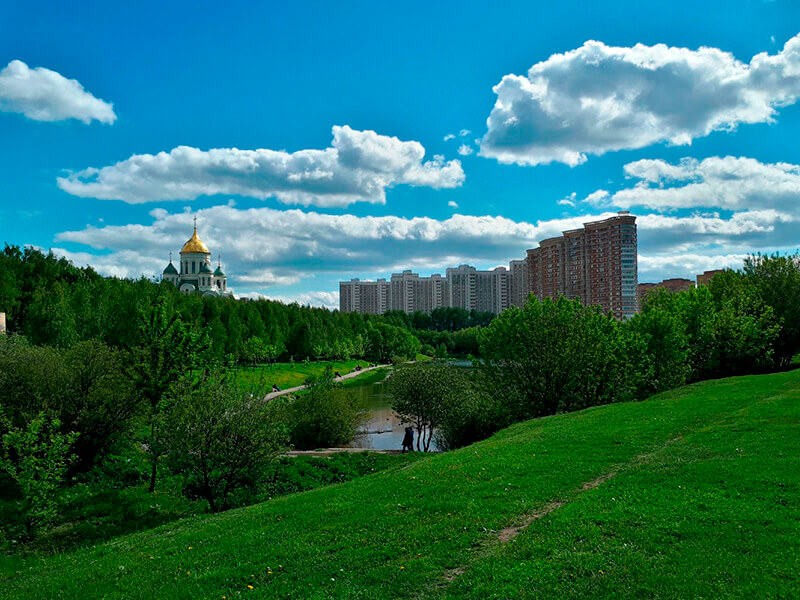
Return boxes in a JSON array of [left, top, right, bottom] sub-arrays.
[[478, 297, 630, 421], [389, 362, 472, 451], [0, 410, 78, 539], [289, 369, 366, 450], [164, 376, 288, 512], [125, 297, 204, 492], [742, 253, 800, 366]]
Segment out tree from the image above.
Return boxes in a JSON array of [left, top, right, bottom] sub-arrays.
[[742, 253, 800, 366], [389, 362, 472, 451], [289, 369, 366, 449], [125, 297, 204, 492], [478, 297, 630, 421], [0, 410, 78, 539], [164, 376, 288, 512]]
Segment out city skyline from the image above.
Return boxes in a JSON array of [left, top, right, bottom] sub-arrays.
[[1, 2, 799, 309], [341, 213, 638, 318]]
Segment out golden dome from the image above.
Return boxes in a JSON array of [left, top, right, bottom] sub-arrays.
[[180, 226, 210, 254]]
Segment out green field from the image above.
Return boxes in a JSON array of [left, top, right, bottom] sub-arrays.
[[2, 369, 798, 599], [234, 359, 372, 391]]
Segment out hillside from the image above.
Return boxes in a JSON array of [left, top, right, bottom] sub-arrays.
[[2, 369, 798, 599]]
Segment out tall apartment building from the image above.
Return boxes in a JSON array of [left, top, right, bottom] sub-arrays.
[[446, 264, 477, 311], [339, 278, 389, 314], [509, 259, 529, 307], [339, 212, 638, 319], [524, 212, 638, 319]]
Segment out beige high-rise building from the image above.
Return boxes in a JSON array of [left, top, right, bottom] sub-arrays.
[[509, 259, 529, 307]]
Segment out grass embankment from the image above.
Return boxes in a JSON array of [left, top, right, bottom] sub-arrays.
[[234, 359, 371, 390], [0, 452, 420, 556], [2, 369, 798, 599]]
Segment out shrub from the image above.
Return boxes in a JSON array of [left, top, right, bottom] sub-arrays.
[[0, 410, 78, 539], [289, 372, 366, 450], [479, 297, 635, 421], [164, 376, 288, 512]]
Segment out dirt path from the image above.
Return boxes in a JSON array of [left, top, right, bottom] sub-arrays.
[[263, 363, 389, 400], [436, 435, 684, 588]]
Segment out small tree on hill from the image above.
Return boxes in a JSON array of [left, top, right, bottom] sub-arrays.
[[0, 409, 78, 539], [125, 296, 205, 493]]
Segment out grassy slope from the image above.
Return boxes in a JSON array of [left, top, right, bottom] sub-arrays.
[[2, 370, 798, 599]]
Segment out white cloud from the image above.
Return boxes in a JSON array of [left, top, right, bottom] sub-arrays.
[[52, 202, 796, 297], [459, 129, 471, 137], [448, 200, 459, 208], [443, 133, 456, 141], [255, 291, 340, 310], [608, 156, 800, 214], [57, 125, 464, 206], [480, 33, 800, 166], [557, 192, 577, 207], [457, 144, 474, 156], [0, 60, 115, 124]]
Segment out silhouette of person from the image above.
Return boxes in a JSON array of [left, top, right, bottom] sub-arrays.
[[402, 427, 414, 453]]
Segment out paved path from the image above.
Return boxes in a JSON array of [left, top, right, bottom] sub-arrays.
[[284, 447, 403, 457], [263, 363, 389, 401]]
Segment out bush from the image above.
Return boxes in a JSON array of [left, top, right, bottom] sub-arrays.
[[164, 375, 288, 512], [479, 297, 637, 421], [0, 411, 78, 539], [289, 372, 366, 450], [0, 337, 139, 472]]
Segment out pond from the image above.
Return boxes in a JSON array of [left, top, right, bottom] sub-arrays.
[[347, 377, 440, 451]]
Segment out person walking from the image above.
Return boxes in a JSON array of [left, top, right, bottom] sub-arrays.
[[401, 426, 414, 453]]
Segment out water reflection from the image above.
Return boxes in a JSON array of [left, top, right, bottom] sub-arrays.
[[348, 378, 440, 451]]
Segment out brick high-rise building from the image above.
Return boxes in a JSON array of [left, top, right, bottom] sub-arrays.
[[523, 212, 638, 319]]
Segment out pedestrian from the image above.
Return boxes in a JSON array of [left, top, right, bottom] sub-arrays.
[[401, 426, 414, 453]]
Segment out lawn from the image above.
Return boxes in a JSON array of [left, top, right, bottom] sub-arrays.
[[2, 369, 798, 599], [233, 359, 372, 391]]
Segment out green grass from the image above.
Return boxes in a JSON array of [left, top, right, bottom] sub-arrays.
[[2, 369, 798, 599], [234, 359, 371, 391]]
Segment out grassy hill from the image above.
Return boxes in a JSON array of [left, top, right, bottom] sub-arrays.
[[2, 369, 798, 599]]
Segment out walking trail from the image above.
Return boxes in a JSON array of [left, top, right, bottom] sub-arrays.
[[263, 363, 389, 401]]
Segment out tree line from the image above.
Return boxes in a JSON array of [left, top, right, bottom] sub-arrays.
[[389, 254, 800, 451]]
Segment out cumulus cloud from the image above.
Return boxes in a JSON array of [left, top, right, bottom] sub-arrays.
[[457, 144, 474, 156], [57, 125, 464, 206], [0, 60, 116, 124], [443, 133, 456, 141], [459, 129, 471, 137], [255, 291, 340, 310], [448, 200, 459, 208], [51, 201, 797, 300], [480, 33, 800, 166], [606, 156, 800, 213]]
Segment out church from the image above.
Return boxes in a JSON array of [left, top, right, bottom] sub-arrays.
[[162, 221, 229, 295]]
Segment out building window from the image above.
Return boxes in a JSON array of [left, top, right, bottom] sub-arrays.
[[191, 262, 196, 274]]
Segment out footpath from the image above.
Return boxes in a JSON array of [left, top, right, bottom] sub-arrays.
[[263, 363, 389, 401]]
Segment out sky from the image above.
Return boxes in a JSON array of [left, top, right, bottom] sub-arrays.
[[1, 0, 799, 309]]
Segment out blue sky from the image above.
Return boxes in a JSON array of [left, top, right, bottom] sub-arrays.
[[1, 0, 799, 307]]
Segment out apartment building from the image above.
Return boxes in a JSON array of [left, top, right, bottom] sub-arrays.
[[523, 212, 638, 319], [637, 277, 694, 305], [339, 212, 638, 319]]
